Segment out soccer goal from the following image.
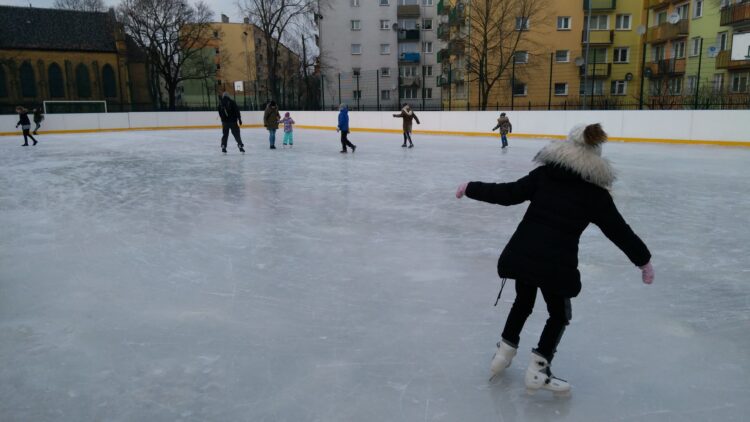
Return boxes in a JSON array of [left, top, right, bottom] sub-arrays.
[[43, 100, 107, 114]]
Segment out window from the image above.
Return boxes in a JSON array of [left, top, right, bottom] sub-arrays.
[[216, 64, 221, 70], [719, 0, 729, 7], [652, 44, 666, 61], [555, 50, 570, 62], [690, 37, 701, 56], [656, 11, 667, 25], [102, 64, 117, 98], [693, 0, 703, 18], [669, 77, 683, 95], [19, 62, 36, 97], [399, 43, 418, 54], [611, 80, 627, 95], [422, 19, 433, 30], [731, 73, 749, 93], [381, 67, 391, 77], [381, 44, 391, 54], [580, 79, 604, 95], [353, 90, 362, 100], [589, 47, 608, 63], [351, 20, 361, 30], [673, 41, 686, 59], [422, 42, 433, 53], [554, 83, 568, 96], [713, 73, 724, 93], [614, 47, 629, 63], [215, 48, 220, 55], [423, 65, 433, 76], [75, 63, 91, 98], [423, 87, 433, 98], [48, 63, 65, 98], [514, 51, 529, 63], [687, 76, 698, 94], [676, 3, 689, 20], [399, 19, 418, 29], [381, 90, 391, 100], [380, 0, 389, 5], [515, 17, 530, 31], [0, 65, 6, 97], [557, 16, 571, 30], [718, 32, 728, 51], [615, 14, 631, 30], [351, 44, 362, 55], [217, 80, 222, 86], [351, 0, 359, 6], [400, 66, 417, 77], [512, 82, 527, 96], [381, 20, 391, 30], [586, 15, 609, 30], [422, 0, 433, 5], [401, 87, 418, 99], [213, 31, 219, 38]]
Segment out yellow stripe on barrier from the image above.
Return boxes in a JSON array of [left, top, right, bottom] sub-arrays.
[[1, 124, 748, 147]]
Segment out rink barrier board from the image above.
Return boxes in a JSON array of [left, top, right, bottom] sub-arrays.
[[2, 123, 749, 148]]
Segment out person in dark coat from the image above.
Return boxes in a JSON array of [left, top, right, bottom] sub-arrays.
[[392, 103, 420, 148], [218, 92, 244, 153], [337, 103, 356, 153], [32, 107, 44, 135], [263, 101, 280, 149], [492, 112, 512, 148], [15, 106, 38, 146], [456, 123, 654, 396]]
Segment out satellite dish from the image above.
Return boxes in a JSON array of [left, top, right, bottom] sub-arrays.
[[707, 45, 718, 58], [574, 56, 585, 66], [667, 12, 680, 24], [636, 25, 646, 36], [392, 23, 399, 31], [625, 72, 633, 81]]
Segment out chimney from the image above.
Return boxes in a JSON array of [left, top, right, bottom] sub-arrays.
[[243, 17, 250, 24], [221, 14, 229, 23]]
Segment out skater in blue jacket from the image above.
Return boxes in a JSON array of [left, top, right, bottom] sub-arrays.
[[337, 104, 356, 153]]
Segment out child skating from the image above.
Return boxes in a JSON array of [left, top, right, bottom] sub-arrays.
[[337, 104, 356, 153], [392, 103, 420, 148], [492, 112, 512, 149], [456, 123, 654, 396], [279, 112, 295, 147], [15, 106, 39, 147], [32, 107, 44, 135]]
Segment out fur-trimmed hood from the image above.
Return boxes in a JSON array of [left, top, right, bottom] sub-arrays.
[[533, 124, 616, 189], [402, 105, 413, 116]]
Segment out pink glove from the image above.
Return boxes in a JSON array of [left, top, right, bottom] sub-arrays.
[[456, 182, 468, 199], [640, 262, 654, 285]]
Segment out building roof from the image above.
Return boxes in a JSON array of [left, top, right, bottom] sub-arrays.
[[0, 5, 117, 52]]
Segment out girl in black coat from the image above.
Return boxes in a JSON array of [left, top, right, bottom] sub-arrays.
[[456, 123, 654, 396], [15, 106, 38, 146]]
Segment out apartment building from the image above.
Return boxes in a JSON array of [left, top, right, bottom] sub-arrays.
[[317, 0, 444, 110], [716, 0, 750, 96]]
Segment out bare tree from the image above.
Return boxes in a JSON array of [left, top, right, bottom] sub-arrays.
[[238, 0, 314, 100], [53, 0, 106, 12], [117, 0, 214, 110], [183, 44, 233, 108], [458, 0, 547, 110]]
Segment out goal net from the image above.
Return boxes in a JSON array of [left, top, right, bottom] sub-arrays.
[[43, 100, 107, 114]]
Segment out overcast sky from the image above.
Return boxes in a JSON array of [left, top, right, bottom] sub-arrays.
[[0, 0, 247, 22]]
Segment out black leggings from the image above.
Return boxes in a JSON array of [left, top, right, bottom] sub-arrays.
[[340, 131, 355, 151], [403, 131, 412, 144], [501, 280, 571, 362], [22, 129, 37, 145], [221, 122, 243, 148]]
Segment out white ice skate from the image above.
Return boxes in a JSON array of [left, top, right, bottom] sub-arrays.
[[489, 341, 517, 381], [524, 353, 571, 397]]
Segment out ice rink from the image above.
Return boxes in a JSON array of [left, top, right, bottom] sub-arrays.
[[1, 128, 749, 421]]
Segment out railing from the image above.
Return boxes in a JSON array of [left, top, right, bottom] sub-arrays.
[[437, 23, 450, 41], [449, 38, 465, 54], [579, 62, 612, 78], [647, 0, 680, 8], [583, 0, 616, 10], [437, 48, 450, 63], [449, 6, 465, 26], [720, 2, 750, 26], [649, 58, 686, 76], [582, 29, 614, 44], [397, 4, 421, 17], [715, 49, 750, 70], [437, 0, 450, 15], [646, 19, 689, 43], [399, 76, 421, 87], [399, 52, 421, 63], [398, 29, 420, 41]]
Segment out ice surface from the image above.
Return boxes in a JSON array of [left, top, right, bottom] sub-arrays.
[[1, 128, 749, 421]]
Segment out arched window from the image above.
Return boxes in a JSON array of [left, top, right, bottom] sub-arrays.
[[76, 64, 91, 98], [19, 62, 36, 97], [0, 65, 7, 98], [102, 64, 117, 98], [48, 63, 65, 98]]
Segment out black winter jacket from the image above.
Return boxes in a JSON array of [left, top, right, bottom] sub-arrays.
[[466, 140, 650, 298], [17, 112, 31, 126], [218, 97, 241, 123]]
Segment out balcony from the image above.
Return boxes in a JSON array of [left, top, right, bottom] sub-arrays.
[[583, 0, 616, 11], [646, 19, 689, 43], [437, 48, 450, 63], [437, 23, 450, 41], [582, 29, 614, 44], [579, 62, 611, 78], [449, 4, 465, 26], [715, 49, 750, 70], [648, 58, 686, 77], [449, 69, 465, 83], [437, 0, 451, 15], [449, 38, 465, 54], [647, 0, 680, 8], [397, 5, 420, 17], [720, 2, 750, 26], [399, 52, 421, 63], [399, 76, 421, 87], [398, 29, 420, 41]]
